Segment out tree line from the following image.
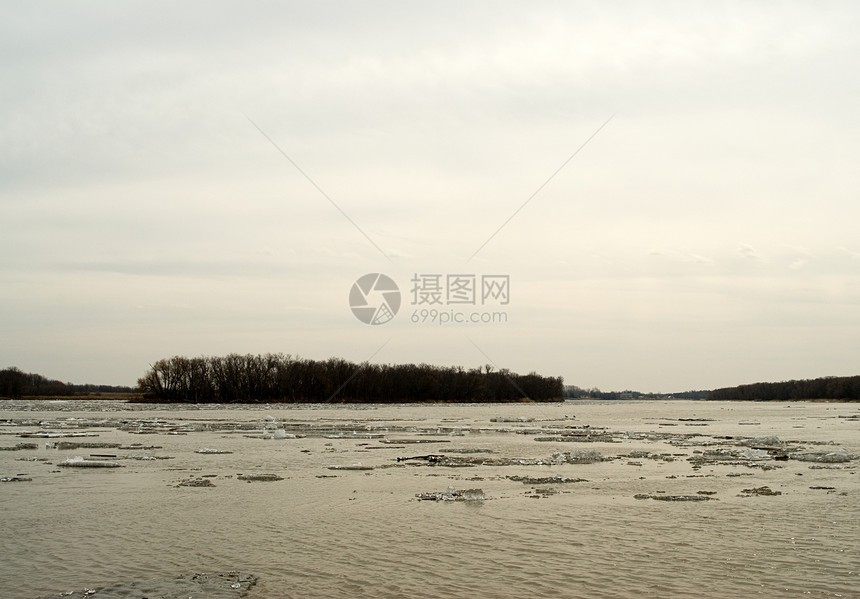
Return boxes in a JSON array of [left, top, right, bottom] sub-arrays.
[[563, 385, 640, 400], [135, 353, 564, 403], [563, 385, 710, 400], [709, 375, 860, 401], [0, 367, 134, 398]]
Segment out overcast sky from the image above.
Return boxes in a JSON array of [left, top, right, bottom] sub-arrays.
[[2, 1, 859, 392]]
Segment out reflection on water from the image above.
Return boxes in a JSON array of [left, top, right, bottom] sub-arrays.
[[1, 400, 859, 598]]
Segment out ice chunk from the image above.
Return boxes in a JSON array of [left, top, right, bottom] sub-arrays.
[[58, 456, 122, 468], [459, 488, 485, 501], [741, 436, 781, 446], [0, 442, 38, 451], [237, 473, 284, 482], [555, 449, 603, 464], [328, 463, 374, 471], [738, 448, 770, 460], [791, 449, 854, 463], [416, 486, 485, 501], [177, 478, 216, 487], [739, 486, 781, 496]]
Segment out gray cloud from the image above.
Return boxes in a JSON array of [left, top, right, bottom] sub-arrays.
[[2, 1, 860, 390]]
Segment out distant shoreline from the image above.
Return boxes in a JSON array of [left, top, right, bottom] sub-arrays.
[[2, 395, 858, 404]]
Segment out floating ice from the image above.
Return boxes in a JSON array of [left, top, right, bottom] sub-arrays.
[[56, 441, 121, 450], [507, 475, 587, 484], [237, 473, 284, 482], [416, 486, 485, 501], [328, 463, 374, 471], [739, 486, 782, 496], [634, 494, 715, 501], [741, 436, 781, 446], [553, 449, 604, 464], [33, 572, 257, 598], [738, 449, 770, 461], [58, 456, 122, 468], [791, 449, 854, 463], [0, 443, 38, 451], [459, 488, 485, 501], [177, 478, 216, 487], [19, 431, 98, 439]]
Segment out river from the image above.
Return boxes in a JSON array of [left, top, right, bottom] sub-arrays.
[[1, 400, 858, 598]]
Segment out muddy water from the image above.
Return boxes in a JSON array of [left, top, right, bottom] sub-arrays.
[[1, 400, 858, 599]]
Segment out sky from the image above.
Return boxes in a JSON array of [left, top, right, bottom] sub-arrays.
[[2, 1, 859, 393]]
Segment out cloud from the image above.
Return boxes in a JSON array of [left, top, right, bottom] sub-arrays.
[[649, 249, 714, 265], [840, 247, 860, 261], [2, 2, 860, 391], [737, 244, 765, 263]]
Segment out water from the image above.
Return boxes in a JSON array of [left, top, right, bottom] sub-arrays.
[[1, 400, 858, 598]]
